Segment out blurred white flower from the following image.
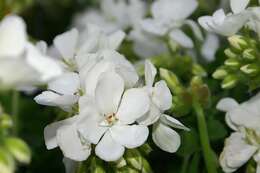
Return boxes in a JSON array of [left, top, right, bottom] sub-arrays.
[[217, 92, 260, 172], [201, 33, 220, 62], [0, 15, 62, 89], [73, 0, 147, 33], [198, 0, 251, 36], [138, 60, 188, 153], [77, 71, 149, 161], [142, 0, 202, 48], [53, 24, 125, 70], [128, 27, 168, 59]]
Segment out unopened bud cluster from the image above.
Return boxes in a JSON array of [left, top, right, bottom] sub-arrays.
[[213, 35, 260, 90]]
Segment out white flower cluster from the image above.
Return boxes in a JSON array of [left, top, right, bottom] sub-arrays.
[[217, 93, 260, 173], [30, 19, 188, 164], [0, 15, 63, 90], [73, 0, 219, 61], [199, 0, 260, 37]]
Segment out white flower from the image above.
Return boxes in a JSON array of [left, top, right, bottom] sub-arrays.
[[34, 72, 80, 111], [138, 60, 188, 153], [0, 15, 63, 88], [220, 132, 258, 173], [73, 0, 147, 33], [201, 33, 220, 62], [44, 114, 91, 161], [142, 0, 202, 48], [53, 24, 125, 70], [128, 26, 168, 59], [217, 93, 260, 131], [217, 93, 260, 172], [77, 50, 139, 97], [198, 0, 251, 36], [77, 71, 150, 161]]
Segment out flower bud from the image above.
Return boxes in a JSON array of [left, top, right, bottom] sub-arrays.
[[115, 167, 139, 173], [212, 69, 227, 79], [159, 68, 182, 93], [0, 114, 13, 129], [224, 58, 240, 68], [115, 157, 127, 168], [90, 157, 105, 173], [125, 149, 143, 170], [224, 49, 237, 59], [221, 75, 238, 89], [4, 137, 31, 164], [242, 48, 256, 61], [192, 64, 207, 77], [0, 148, 15, 173], [228, 35, 248, 51], [240, 64, 259, 76]]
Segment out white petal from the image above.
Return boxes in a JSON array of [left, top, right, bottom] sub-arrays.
[[101, 50, 139, 88], [44, 116, 78, 150], [184, 20, 203, 41], [152, 0, 198, 20], [108, 30, 125, 50], [216, 98, 239, 112], [201, 33, 219, 62], [84, 60, 115, 97], [117, 88, 150, 124], [152, 122, 181, 153], [169, 29, 194, 48], [77, 105, 108, 144], [145, 60, 157, 87], [95, 71, 124, 115], [34, 91, 78, 107], [160, 114, 189, 131], [230, 0, 249, 14], [220, 132, 257, 171], [0, 15, 27, 57], [26, 43, 63, 82], [57, 123, 91, 161], [48, 72, 80, 95], [36, 41, 47, 54], [137, 102, 161, 126], [141, 19, 168, 35], [95, 131, 125, 162], [198, 16, 214, 32], [152, 81, 172, 111], [110, 125, 149, 148], [54, 28, 78, 59]]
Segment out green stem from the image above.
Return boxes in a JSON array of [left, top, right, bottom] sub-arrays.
[[75, 162, 85, 173], [193, 101, 217, 173], [12, 90, 19, 135], [180, 155, 190, 173]]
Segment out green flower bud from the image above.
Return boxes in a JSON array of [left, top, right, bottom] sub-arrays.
[[228, 35, 248, 51], [125, 149, 142, 170], [224, 58, 240, 68], [141, 158, 153, 173], [159, 68, 182, 93], [212, 69, 228, 79], [0, 148, 15, 173], [242, 49, 256, 61], [240, 64, 259, 76], [139, 143, 152, 155], [192, 64, 207, 77], [224, 48, 237, 59], [90, 157, 105, 173], [115, 167, 139, 173], [4, 137, 31, 164], [115, 157, 127, 168], [221, 75, 238, 89], [0, 114, 13, 129]]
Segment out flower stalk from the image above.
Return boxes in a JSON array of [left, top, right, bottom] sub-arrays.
[[193, 101, 217, 173], [12, 90, 19, 135]]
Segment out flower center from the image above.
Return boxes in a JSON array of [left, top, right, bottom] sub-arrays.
[[99, 113, 118, 127]]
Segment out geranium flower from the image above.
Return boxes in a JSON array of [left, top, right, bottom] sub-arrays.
[[141, 0, 202, 48], [198, 0, 251, 36], [138, 60, 188, 153], [77, 71, 150, 161]]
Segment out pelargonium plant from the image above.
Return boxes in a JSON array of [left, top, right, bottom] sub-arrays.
[[1, 0, 260, 173]]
